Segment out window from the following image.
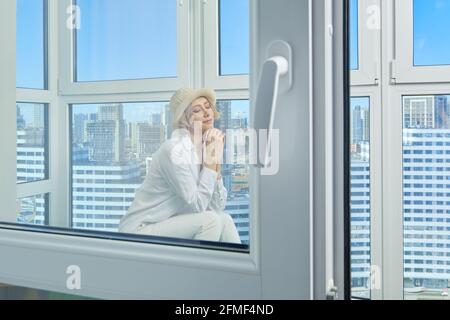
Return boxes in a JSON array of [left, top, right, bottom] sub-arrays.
[[71, 100, 251, 245], [403, 94, 450, 298], [413, 0, 450, 67], [16, 103, 49, 184], [71, 102, 166, 232], [350, 0, 359, 70], [349, 0, 382, 300], [16, 0, 47, 89], [17, 194, 49, 226], [219, 0, 249, 76], [204, 0, 249, 89], [74, 0, 177, 82], [350, 0, 380, 86], [395, 0, 450, 83], [350, 97, 371, 299]]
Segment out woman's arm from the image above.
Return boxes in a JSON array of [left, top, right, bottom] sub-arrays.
[[160, 143, 218, 213], [208, 173, 228, 212]]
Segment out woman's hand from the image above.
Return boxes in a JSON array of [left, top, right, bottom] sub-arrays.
[[203, 129, 225, 172]]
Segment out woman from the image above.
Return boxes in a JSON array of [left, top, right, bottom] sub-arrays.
[[119, 88, 241, 244]]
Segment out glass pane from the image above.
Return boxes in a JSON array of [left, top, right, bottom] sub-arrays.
[[17, 194, 49, 226], [215, 100, 250, 244], [350, 0, 359, 71], [403, 95, 450, 300], [17, 103, 49, 184], [16, 0, 46, 89], [414, 0, 450, 66], [219, 0, 249, 76], [350, 97, 371, 299], [71, 101, 249, 246], [75, 0, 177, 82]]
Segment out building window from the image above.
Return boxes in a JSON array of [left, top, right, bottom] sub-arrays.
[[218, 0, 249, 76], [74, 0, 177, 82]]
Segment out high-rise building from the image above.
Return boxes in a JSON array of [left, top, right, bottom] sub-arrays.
[[17, 105, 25, 130], [350, 160, 371, 294], [85, 104, 126, 163], [403, 96, 435, 129], [352, 105, 363, 143], [17, 126, 47, 225], [73, 113, 88, 144], [435, 96, 449, 129], [362, 108, 370, 141], [164, 104, 173, 139], [402, 128, 450, 289], [151, 112, 162, 126], [130, 122, 166, 160], [215, 101, 232, 132], [33, 103, 45, 128], [72, 161, 143, 232]]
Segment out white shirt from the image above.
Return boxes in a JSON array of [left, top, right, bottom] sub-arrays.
[[119, 128, 228, 233]]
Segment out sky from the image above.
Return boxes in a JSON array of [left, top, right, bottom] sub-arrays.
[[413, 0, 450, 66], [350, 0, 359, 70]]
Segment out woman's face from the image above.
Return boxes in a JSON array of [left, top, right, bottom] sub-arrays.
[[189, 97, 215, 132]]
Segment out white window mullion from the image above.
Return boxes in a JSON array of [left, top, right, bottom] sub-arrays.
[[0, 0, 18, 223], [381, 0, 404, 300]]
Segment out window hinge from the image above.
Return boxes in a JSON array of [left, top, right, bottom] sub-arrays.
[[390, 60, 397, 85]]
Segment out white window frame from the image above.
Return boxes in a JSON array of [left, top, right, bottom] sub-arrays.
[[350, 0, 380, 87], [203, 0, 249, 91], [15, 0, 69, 228], [58, 0, 190, 96], [1, 0, 331, 299], [394, 0, 450, 84]]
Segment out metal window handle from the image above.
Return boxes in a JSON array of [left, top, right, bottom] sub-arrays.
[[253, 41, 292, 168]]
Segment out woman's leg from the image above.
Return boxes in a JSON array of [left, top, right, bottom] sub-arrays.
[[217, 212, 242, 244], [135, 211, 223, 242]]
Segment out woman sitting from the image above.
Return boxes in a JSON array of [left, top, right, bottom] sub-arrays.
[[119, 88, 241, 244]]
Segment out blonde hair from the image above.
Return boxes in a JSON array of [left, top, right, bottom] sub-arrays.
[[174, 97, 220, 130]]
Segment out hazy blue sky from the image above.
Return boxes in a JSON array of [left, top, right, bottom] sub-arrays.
[[414, 0, 450, 66], [350, 0, 359, 70], [17, 0, 45, 89]]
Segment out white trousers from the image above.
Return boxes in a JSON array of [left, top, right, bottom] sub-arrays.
[[135, 211, 242, 244]]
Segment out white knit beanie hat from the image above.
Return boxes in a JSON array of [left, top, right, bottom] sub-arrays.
[[170, 88, 219, 129]]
